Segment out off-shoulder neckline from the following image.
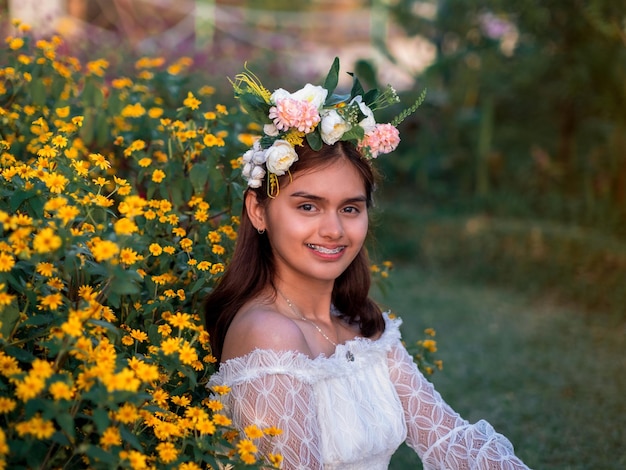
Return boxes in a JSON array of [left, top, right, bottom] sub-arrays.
[[219, 312, 402, 368]]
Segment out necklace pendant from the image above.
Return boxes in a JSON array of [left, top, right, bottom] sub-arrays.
[[345, 350, 354, 362]]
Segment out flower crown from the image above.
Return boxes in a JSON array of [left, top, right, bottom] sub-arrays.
[[233, 57, 425, 195]]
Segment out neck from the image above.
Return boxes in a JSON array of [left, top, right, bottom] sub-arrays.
[[274, 278, 334, 322]]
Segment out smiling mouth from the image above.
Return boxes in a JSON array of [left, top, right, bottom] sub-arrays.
[[306, 244, 345, 255]]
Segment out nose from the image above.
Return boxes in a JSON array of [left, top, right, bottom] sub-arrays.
[[319, 212, 344, 239]]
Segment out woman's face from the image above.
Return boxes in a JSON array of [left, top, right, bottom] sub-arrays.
[[258, 157, 369, 287]]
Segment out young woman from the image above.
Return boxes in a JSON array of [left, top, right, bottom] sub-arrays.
[[205, 60, 530, 469]]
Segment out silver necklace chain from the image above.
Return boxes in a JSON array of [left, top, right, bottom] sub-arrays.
[[278, 290, 338, 347]]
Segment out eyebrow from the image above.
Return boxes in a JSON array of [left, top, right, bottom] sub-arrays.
[[289, 191, 368, 205]]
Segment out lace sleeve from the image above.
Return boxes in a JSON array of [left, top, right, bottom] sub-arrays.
[[387, 342, 530, 470], [225, 370, 323, 469]]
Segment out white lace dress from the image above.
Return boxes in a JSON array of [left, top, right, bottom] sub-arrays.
[[208, 314, 530, 469]]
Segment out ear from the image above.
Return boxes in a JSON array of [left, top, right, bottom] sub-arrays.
[[245, 190, 266, 232]]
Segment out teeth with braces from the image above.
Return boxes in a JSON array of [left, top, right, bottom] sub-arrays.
[[307, 244, 344, 254]]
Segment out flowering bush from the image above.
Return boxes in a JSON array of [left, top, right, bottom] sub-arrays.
[[0, 20, 438, 470], [0, 20, 285, 469]]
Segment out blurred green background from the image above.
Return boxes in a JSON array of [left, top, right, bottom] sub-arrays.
[[4, 0, 625, 468]]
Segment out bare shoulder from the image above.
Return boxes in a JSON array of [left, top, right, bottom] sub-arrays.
[[221, 304, 310, 361]]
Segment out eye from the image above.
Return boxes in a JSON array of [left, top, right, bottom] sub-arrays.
[[298, 203, 315, 212], [341, 206, 361, 214]]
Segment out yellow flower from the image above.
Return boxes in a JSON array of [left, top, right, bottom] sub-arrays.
[[263, 426, 283, 437], [43, 172, 68, 193], [91, 239, 120, 262], [211, 385, 231, 396], [178, 342, 198, 365], [203, 133, 225, 147], [171, 394, 191, 407], [56, 205, 81, 225], [149, 243, 163, 256], [160, 337, 181, 355], [138, 157, 152, 167], [151, 388, 169, 407], [237, 439, 258, 455], [148, 107, 164, 118], [129, 328, 148, 342], [421, 339, 438, 353], [49, 381, 74, 401], [61, 313, 83, 337], [8, 37, 24, 50], [0, 291, 13, 309], [100, 426, 122, 449], [0, 252, 15, 272], [114, 217, 138, 235], [156, 442, 179, 464], [37, 144, 58, 158], [120, 247, 140, 265], [15, 414, 55, 439], [15, 375, 46, 401], [33, 227, 62, 254], [89, 152, 111, 170], [39, 292, 63, 310], [121, 450, 147, 470], [168, 312, 192, 329], [183, 91, 201, 110], [55, 106, 70, 118], [0, 397, 17, 413], [51, 135, 68, 148], [197, 261, 211, 271], [210, 263, 225, 275], [0, 353, 21, 376], [244, 424, 264, 439], [152, 169, 166, 183]]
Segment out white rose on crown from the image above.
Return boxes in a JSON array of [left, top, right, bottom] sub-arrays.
[[265, 140, 299, 175], [271, 84, 328, 109], [320, 109, 352, 145], [351, 96, 377, 133]]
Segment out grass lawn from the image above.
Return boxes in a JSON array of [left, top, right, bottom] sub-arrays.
[[373, 264, 626, 469]]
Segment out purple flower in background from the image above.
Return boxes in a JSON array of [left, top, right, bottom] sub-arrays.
[[479, 12, 514, 40]]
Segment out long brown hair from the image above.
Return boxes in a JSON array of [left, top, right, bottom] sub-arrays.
[[204, 140, 384, 363]]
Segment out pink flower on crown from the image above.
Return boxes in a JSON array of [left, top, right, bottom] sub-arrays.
[[359, 123, 400, 159], [268, 98, 321, 134]]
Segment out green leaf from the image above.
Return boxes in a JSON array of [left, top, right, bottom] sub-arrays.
[[237, 93, 270, 123], [83, 444, 119, 465], [323, 57, 340, 98], [306, 130, 323, 151], [79, 110, 96, 145], [354, 59, 379, 89], [120, 425, 144, 451], [340, 126, 365, 142], [55, 411, 76, 440], [0, 301, 20, 339], [3, 345, 35, 363], [10, 188, 37, 213], [348, 73, 365, 99], [30, 78, 47, 106], [189, 163, 209, 193], [91, 406, 110, 433]]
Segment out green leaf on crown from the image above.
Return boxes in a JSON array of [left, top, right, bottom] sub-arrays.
[[306, 129, 323, 151], [323, 57, 340, 100]]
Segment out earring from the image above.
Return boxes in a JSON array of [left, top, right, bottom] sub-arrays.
[[257, 228, 266, 235]]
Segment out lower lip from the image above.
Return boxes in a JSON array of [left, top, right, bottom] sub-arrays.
[[307, 245, 345, 260]]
